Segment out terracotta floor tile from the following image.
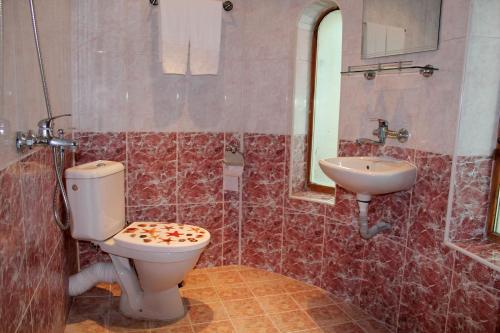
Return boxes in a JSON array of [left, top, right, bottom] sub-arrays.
[[151, 326, 194, 333], [192, 320, 235, 333], [149, 313, 191, 330], [302, 322, 365, 333], [270, 310, 318, 332], [246, 281, 288, 297], [66, 297, 110, 326], [223, 298, 264, 318], [256, 294, 300, 314], [238, 268, 282, 283], [215, 285, 254, 300], [106, 298, 150, 332], [66, 265, 385, 333], [209, 271, 244, 285], [183, 273, 212, 289], [109, 283, 122, 297], [181, 287, 220, 305], [187, 302, 228, 324], [77, 282, 112, 298], [281, 278, 318, 293], [306, 304, 352, 327], [64, 321, 109, 333], [232, 315, 280, 333], [290, 290, 336, 309]]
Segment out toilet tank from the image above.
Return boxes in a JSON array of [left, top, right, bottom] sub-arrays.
[[65, 160, 126, 241]]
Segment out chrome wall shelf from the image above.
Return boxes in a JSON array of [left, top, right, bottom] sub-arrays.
[[341, 61, 438, 80], [149, 0, 234, 11]]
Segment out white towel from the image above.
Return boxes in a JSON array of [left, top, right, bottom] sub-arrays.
[[159, 0, 222, 75], [159, 0, 190, 74], [189, 0, 222, 75]]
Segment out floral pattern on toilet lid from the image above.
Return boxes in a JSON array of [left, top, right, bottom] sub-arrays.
[[113, 222, 210, 250]]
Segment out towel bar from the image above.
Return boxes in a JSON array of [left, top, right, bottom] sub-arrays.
[[149, 0, 233, 11]]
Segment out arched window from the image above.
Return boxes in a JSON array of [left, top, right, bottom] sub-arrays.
[[306, 9, 342, 193]]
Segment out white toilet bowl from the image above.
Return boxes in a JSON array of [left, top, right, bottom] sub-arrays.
[[100, 222, 210, 321], [65, 161, 210, 321]]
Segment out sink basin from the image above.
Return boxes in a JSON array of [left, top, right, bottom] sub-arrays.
[[319, 157, 417, 199]]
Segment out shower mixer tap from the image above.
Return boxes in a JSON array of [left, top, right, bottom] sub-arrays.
[[356, 119, 409, 146], [16, 114, 78, 151]]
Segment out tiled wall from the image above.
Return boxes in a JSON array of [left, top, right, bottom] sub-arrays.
[[0, 148, 77, 333], [76, 132, 499, 332], [0, 0, 75, 332], [450, 155, 494, 242]]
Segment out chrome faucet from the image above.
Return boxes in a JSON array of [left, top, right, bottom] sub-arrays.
[[356, 119, 409, 146], [16, 114, 78, 151]]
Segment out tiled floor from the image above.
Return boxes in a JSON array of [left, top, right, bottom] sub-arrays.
[[65, 265, 390, 333]]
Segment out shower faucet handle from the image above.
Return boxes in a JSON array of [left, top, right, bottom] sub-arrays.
[[369, 118, 388, 128], [37, 114, 72, 137], [38, 113, 72, 128]]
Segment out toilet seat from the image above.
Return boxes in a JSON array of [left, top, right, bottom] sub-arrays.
[[113, 222, 210, 253]]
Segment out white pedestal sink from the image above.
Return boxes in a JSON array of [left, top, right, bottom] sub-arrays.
[[319, 156, 417, 238]]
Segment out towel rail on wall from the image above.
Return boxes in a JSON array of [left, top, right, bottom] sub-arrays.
[[149, 0, 234, 11]]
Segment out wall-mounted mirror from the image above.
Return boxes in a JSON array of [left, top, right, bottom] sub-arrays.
[[362, 0, 442, 58]]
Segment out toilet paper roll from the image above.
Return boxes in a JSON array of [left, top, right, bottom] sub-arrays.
[[223, 164, 244, 177]]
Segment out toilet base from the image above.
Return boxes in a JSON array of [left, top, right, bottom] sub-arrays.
[[119, 286, 186, 321]]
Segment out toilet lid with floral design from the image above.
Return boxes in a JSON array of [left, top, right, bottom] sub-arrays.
[[113, 222, 211, 253]]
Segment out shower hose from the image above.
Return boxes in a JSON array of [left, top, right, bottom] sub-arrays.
[[29, 0, 72, 230]]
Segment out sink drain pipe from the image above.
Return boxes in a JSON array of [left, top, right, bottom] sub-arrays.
[[69, 262, 117, 296], [356, 195, 391, 239]]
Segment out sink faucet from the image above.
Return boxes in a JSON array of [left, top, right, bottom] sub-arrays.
[[16, 114, 78, 151], [356, 119, 409, 146]]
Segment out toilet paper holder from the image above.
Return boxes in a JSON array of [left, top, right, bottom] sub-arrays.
[[224, 145, 244, 166]]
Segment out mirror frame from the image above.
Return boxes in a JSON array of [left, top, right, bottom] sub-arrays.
[[487, 147, 500, 242]]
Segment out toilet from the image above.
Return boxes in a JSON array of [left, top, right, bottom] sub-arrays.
[[65, 160, 210, 321]]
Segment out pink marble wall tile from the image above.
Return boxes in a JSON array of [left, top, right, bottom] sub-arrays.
[[446, 252, 500, 332], [178, 203, 224, 267], [372, 145, 416, 163], [243, 134, 286, 206], [326, 187, 357, 223], [45, 241, 68, 332], [127, 204, 177, 223], [1, 147, 74, 333], [321, 219, 365, 303], [78, 241, 111, 269], [282, 211, 325, 286], [127, 132, 177, 206], [338, 140, 374, 157], [450, 155, 493, 241], [16, 305, 33, 333], [368, 190, 411, 244], [453, 252, 499, 292], [75, 132, 126, 164], [20, 150, 53, 294], [224, 132, 242, 151], [241, 204, 284, 273], [223, 200, 240, 265], [0, 163, 29, 333], [358, 237, 405, 329], [397, 249, 452, 333], [285, 195, 327, 216], [407, 150, 454, 268], [178, 133, 224, 204], [290, 134, 308, 193], [456, 241, 500, 268], [30, 272, 52, 333]]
